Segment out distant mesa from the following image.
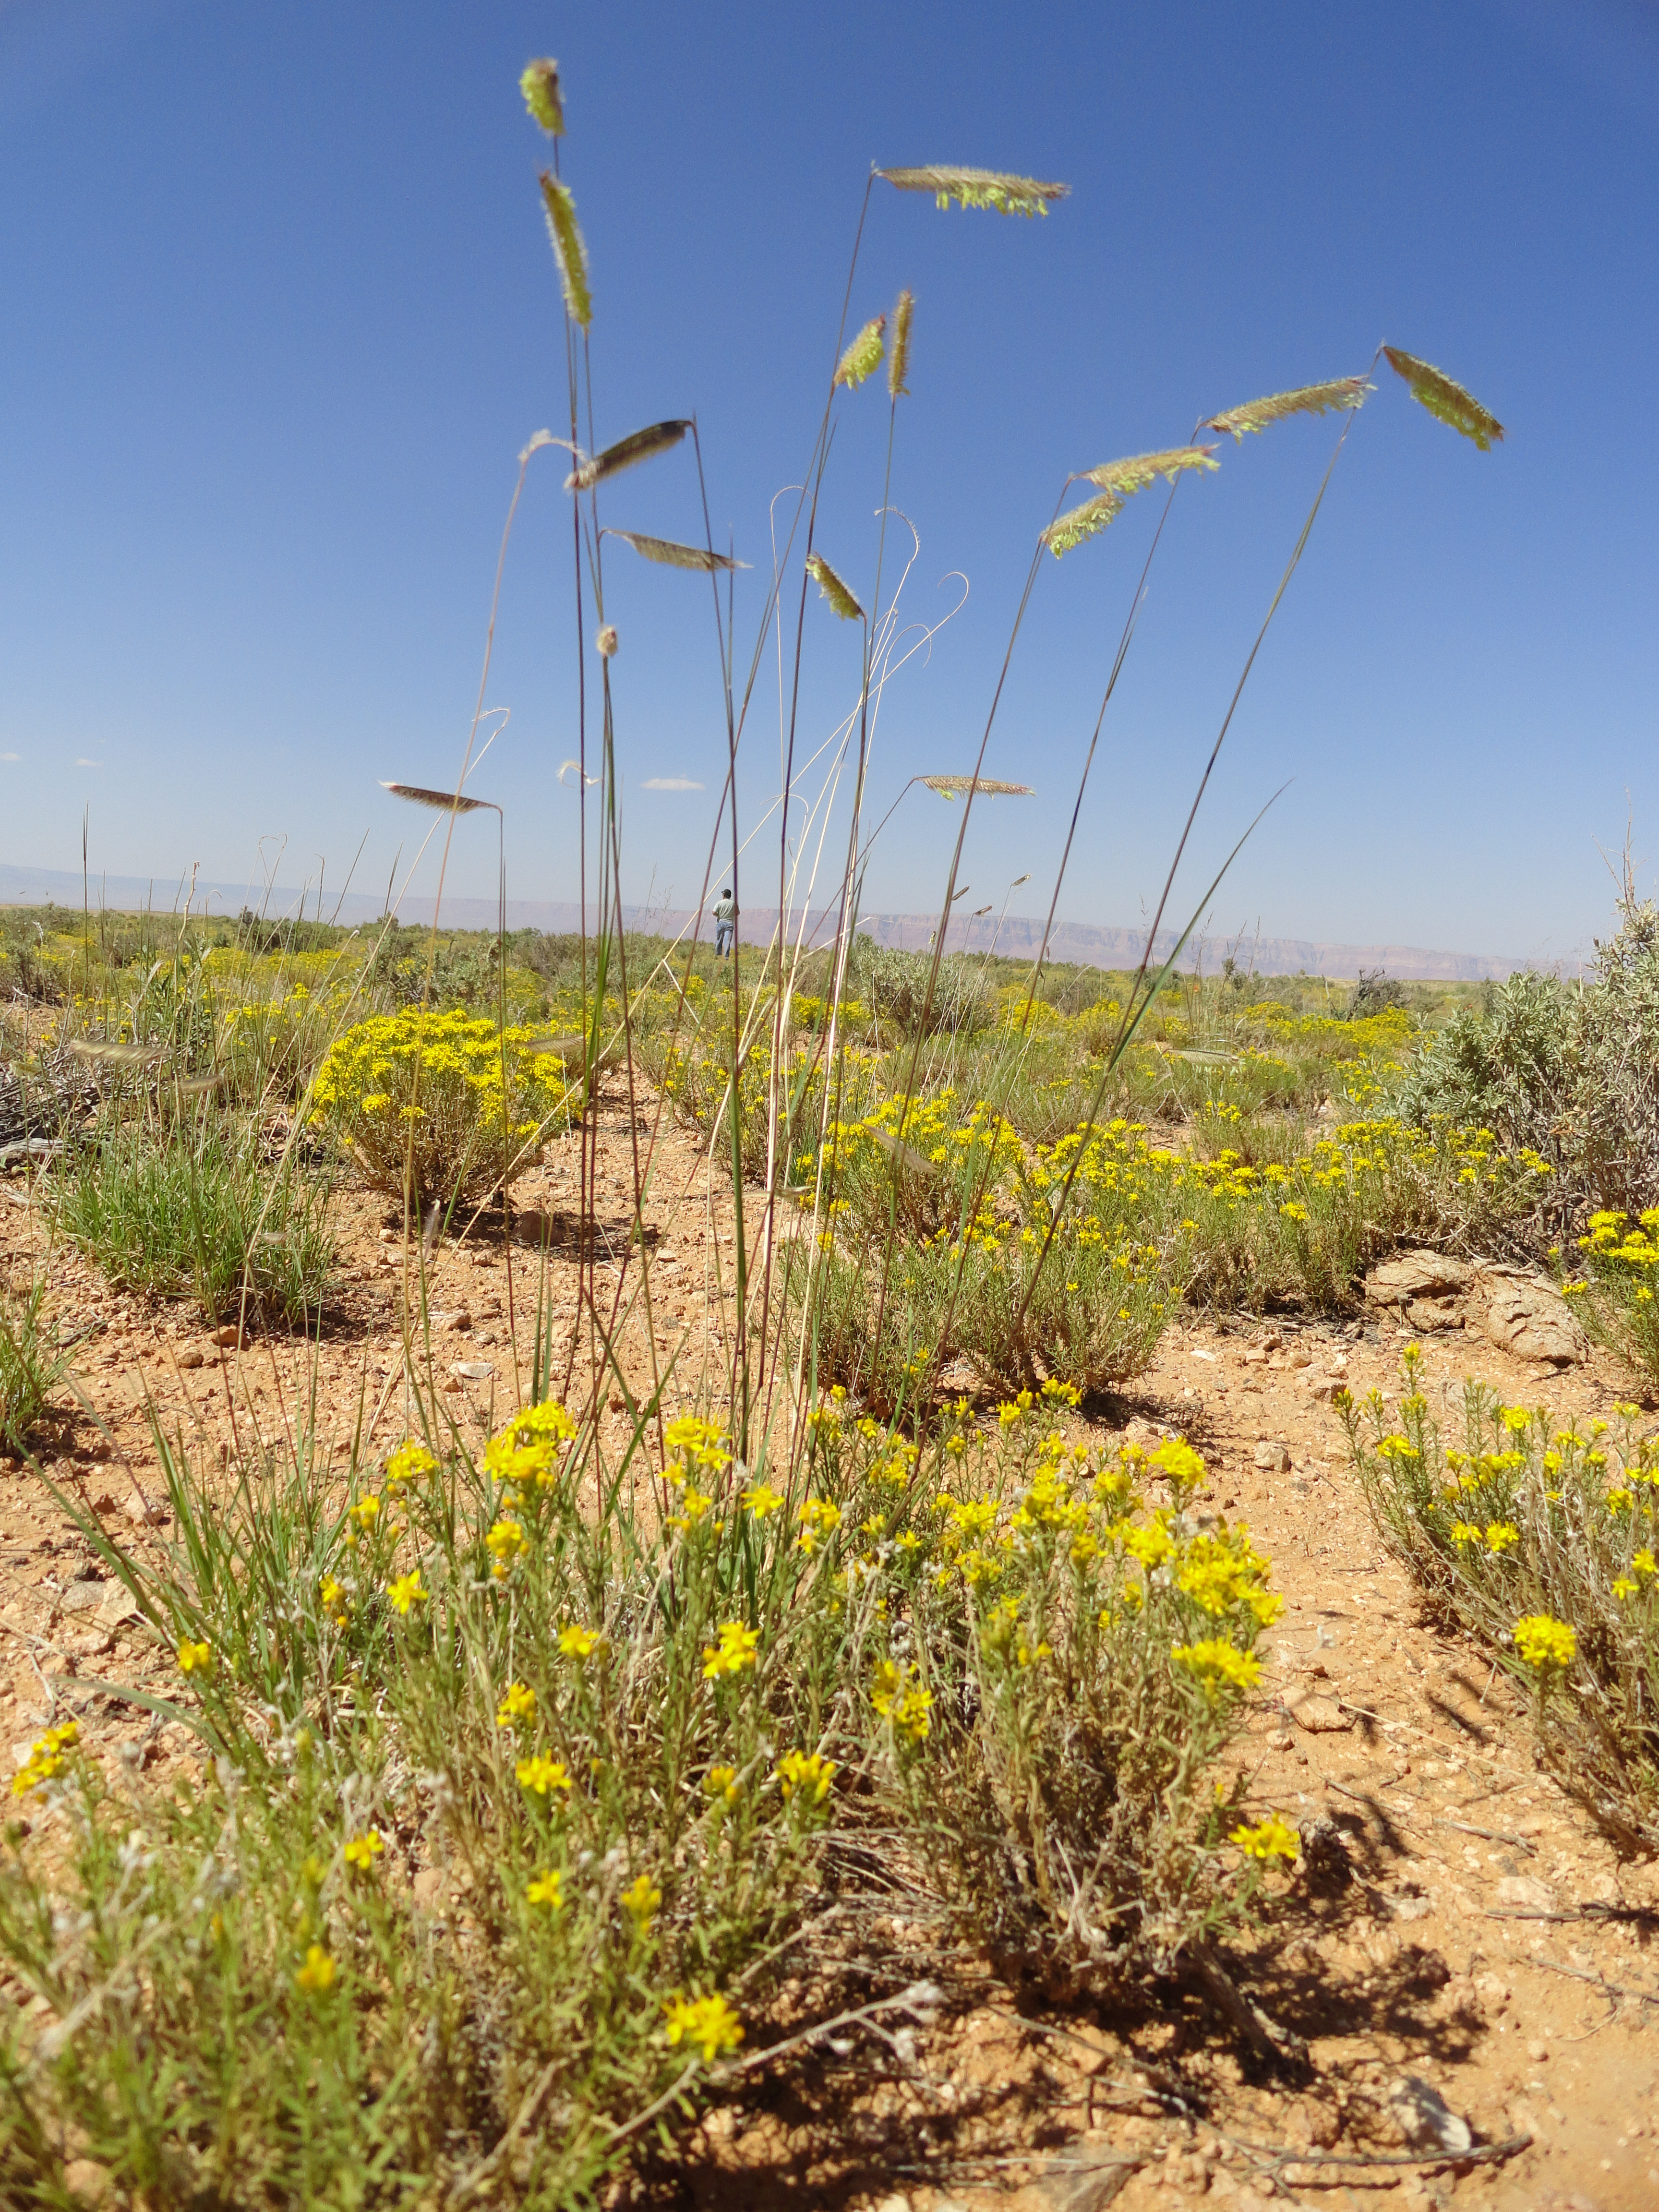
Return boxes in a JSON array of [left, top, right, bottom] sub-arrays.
[[0, 864, 1564, 982]]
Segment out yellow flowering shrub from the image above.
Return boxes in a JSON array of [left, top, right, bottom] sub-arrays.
[[307, 1007, 576, 1207], [1565, 1207, 1659, 1392], [0, 1364, 1293, 2201], [1347, 1354, 1659, 1840]]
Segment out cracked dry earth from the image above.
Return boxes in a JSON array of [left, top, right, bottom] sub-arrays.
[[2, 1086, 1657, 2212]]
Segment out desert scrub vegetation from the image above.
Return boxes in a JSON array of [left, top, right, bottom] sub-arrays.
[[1347, 1352, 1659, 1851], [781, 1094, 1551, 1407], [0, 1394, 1292, 2203], [0, 40, 1515, 2199]]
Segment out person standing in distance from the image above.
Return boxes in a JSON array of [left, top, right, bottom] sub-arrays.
[[714, 887, 736, 958]]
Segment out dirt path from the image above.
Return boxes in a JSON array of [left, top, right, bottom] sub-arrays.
[[2, 1089, 1653, 2209]]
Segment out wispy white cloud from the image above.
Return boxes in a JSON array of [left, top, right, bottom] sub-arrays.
[[0, 753, 18, 764], [75, 757, 102, 768], [642, 776, 703, 792]]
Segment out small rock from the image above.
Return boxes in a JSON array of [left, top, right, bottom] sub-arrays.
[[449, 1361, 494, 1382], [66, 1631, 114, 1660], [1526, 2037, 1550, 2063], [1388, 2075, 1473, 2155], [1480, 1269, 1588, 1366], [209, 1323, 243, 1349], [90, 1493, 117, 1515], [1253, 1442, 1292, 1473], [61, 2159, 113, 2206], [1298, 1815, 1354, 1892], [123, 1494, 168, 1527], [1288, 1694, 1351, 1733], [58, 1580, 108, 1614], [1366, 1251, 1474, 1308], [412, 1867, 447, 1909], [1474, 1971, 1510, 2012], [177, 1348, 204, 1370], [1496, 1874, 1557, 1912]]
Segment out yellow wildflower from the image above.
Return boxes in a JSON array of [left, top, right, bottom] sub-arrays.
[[385, 1441, 437, 1488], [1172, 1640, 1262, 1700], [516, 1754, 574, 1797], [663, 1991, 744, 2063], [702, 1764, 739, 1810], [497, 1680, 537, 1728], [1230, 1815, 1299, 1862], [295, 1944, 336, 1994], [621, 1873, 661, 1931], [486, 1520, 529, 1577], [701, 1621, 759, 1680], [775, 1749, 837, 1804], [1513, 1615, 1576, 1673], [387, 1570, 427, 1615]]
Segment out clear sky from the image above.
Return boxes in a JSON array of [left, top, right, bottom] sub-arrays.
[[2, 0, 1656, 960]]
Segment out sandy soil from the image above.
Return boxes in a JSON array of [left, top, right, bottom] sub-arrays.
[[2, 1085, 1654, 2211]]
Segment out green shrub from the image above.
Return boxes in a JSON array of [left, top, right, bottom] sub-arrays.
[[1395, 897, 1659, 1222], [1346, 1354, 1659, 1848], [864, 948, 988, 1038], [56, 1122, 335, 1324], [1392, 970, 1576, 1159]]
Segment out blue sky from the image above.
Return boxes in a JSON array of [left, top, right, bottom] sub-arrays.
[[2, 0, 1655, 960]]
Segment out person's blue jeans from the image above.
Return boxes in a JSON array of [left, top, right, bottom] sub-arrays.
[[715, 921, 733, 956]]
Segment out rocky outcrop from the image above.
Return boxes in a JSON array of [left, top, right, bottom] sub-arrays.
[[1362, 1248, 1588, 1364]]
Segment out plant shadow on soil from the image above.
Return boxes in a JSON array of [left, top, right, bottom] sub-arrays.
[[614, 1862, 1486, 2208]]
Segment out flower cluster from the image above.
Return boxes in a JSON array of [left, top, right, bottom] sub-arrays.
[[11, 1721, 77, 1797]]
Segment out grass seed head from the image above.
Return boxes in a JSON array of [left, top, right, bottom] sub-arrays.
[[519, 58, 564, 136], [1204, 374, 1372, 442], [1382, 345, 1505, 450], [834, 313, 887, 390], [878, 164, 1070, 216], [888, 289, 914, 398], [805, 553, 863, 622], [539, 174, 593, 330]]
